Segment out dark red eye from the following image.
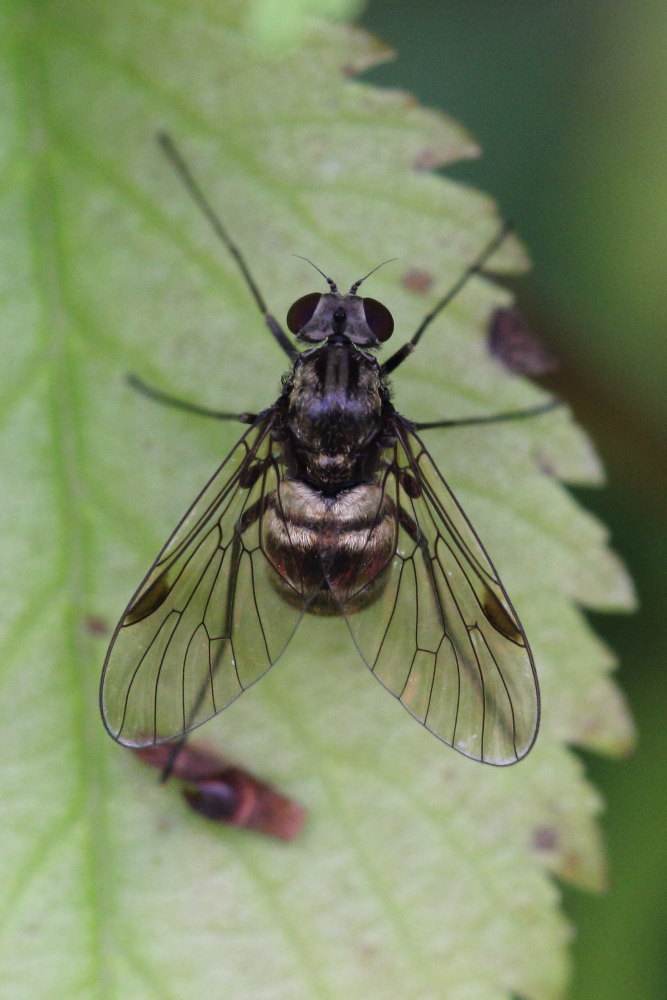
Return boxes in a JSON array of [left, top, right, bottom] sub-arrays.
[[362, 297, 394, 342], [286, 292, 322, 334]]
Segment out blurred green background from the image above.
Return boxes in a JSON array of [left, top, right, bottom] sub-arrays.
[[361, 2, 667, 999]]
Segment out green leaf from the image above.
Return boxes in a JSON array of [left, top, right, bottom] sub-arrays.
[[0, 1, 635, 998]]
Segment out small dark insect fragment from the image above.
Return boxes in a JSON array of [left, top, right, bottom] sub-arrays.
[[489, 306, 558, 376], [135, 743, 305, 841]]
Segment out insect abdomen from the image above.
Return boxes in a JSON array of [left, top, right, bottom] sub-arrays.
[[263, 480, 395, 614]]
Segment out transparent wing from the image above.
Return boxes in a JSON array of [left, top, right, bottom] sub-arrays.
[[343, 418, 540, 765], [100, 412, 309, 747]]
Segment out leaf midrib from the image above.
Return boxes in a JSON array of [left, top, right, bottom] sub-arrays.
[[11, 6, 114, 994]]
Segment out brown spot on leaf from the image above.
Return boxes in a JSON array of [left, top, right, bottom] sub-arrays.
[[184, 769, 305, 841], [134, 742, 305, 841], [489, 307, 558, 375], [403, 268, 434, 295], [532, 825, 559, 852], [535, 450, 558, 476], [135, 742, 225, 782], [84, 615, 109, 636], [413, 147, 442, 170]]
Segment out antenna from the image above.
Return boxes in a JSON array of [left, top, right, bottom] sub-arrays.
[[349, 258, 397, 295], [292, 254, 338, 293]]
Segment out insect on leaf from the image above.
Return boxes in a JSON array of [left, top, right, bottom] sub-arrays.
[[2, 1, 635, 998]]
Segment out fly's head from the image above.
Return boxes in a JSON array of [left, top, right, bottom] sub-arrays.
[[286, 269, 395, 348]]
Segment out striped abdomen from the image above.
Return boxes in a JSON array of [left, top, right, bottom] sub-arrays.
[[263, 480, 396, 614]]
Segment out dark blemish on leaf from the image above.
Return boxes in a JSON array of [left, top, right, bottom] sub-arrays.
[[489, 307, 558, 376], [532, 825, 559, 852], [135, 742, 225, 782], [413, 148, 443, 170], [85, 615, 110, 636], [403, 269, 434, 295], [134, 742, 305, 841], [184, 769, 305, 841], [534, 450, 558, 477], [358, 939, 380, 964]]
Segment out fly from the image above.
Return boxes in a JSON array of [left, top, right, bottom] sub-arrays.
[[100, 133, 556, 766]]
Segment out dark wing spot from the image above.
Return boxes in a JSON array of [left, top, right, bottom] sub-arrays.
[[239, 461, 263, 490], [399, 469, 422, 498], [482, 588, 522, 643], [397, 505, 425, 548], [123, 572, 171, 625]]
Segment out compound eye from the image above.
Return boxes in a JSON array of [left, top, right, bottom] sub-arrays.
[[286, 292, 322, 334], [362, 297, 394, 342]]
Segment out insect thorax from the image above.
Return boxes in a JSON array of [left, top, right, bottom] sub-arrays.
[[283, 342, 388, 488]]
